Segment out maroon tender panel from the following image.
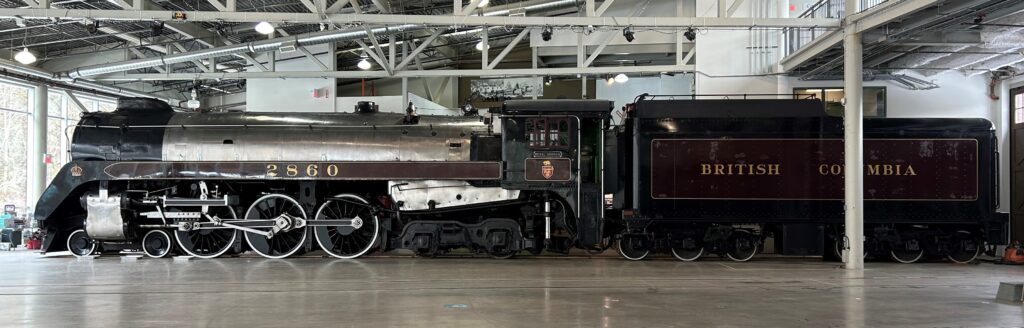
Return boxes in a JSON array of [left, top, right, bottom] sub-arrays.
[[649, 139, 978, 201]]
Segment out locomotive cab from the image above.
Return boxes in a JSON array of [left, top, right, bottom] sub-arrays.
[[499, 100, 613, 250]]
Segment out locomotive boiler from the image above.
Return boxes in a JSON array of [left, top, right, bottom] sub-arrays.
[[33, 96, 1009, 263]]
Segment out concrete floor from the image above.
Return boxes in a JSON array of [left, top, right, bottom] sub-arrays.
[[0, 251, 1021, 327]]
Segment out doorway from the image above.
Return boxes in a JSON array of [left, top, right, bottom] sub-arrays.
[[1011, 86, 1024, 241]]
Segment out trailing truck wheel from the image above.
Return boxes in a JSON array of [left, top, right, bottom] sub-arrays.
[[67, 229, 97, 258], [725, 231, 758, 262], [313, 194, 379, 259], [617, 236, 649, 261], [142, 230, 174, 258], [947, 231, 981, 264]]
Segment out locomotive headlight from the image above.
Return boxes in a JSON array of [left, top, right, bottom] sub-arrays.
[[357, 58, 372, 70]]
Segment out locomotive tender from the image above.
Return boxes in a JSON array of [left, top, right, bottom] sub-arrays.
[[34, 96, 1008, 262]]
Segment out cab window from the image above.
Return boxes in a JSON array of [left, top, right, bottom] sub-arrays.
[[526, 117, 571, 149]]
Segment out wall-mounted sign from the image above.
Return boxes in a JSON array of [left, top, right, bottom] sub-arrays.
[[470, 77, 543, 101]]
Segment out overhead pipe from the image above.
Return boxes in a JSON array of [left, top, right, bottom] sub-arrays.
[[0, 58, 178, 102], [60, 0, 580, 79]]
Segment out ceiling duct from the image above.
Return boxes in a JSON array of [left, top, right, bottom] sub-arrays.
[[0, 58, 176, 101]]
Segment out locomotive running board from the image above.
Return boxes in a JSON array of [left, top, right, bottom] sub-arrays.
[[103, 161, 502, 180]]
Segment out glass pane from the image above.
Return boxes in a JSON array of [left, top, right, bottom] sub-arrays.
[[97, 101, 117, 112], [81, 99, 98, 113], [793, 88, 821, 100], [822, 89, 844, 103], [863, 88, 880, 117], [537, 119, 546, 146], [1016, 94, 1024, 124], [46, 93, 66, 184], [0, 83, 29, 112], [46, 117, 62, 184], [0, 110, 28, 211]]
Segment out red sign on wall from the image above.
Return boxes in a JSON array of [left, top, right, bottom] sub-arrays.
[[649, 139, 978, 201]]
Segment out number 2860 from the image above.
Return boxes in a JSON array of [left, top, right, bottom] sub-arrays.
[[265, 163, 340, 177]]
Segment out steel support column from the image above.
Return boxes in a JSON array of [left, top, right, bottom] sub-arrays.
[[842, 13, 864, 270], [29, 84, 47, 212]]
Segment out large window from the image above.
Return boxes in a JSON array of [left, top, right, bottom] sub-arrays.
[[794, 87, 887, 117], [1015, 92, 1023, 124], [0, 82, 31, 213], [0, 79, 116, 215]]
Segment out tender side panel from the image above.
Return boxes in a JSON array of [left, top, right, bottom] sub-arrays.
[[650, 139, 978, 201]]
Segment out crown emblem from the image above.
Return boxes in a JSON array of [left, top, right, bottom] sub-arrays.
[[541, 160, 554, 179], [70, 164, 83, 177]]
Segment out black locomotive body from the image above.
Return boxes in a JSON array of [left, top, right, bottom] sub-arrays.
[[33, 96, 1008, 263]]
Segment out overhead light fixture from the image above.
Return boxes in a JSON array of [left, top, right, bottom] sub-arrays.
[[357, 57, 372, 70], [319, 23, 327, 31], [254, 21, 275, 35], [606, 76, 615, 85], [151, 21, 164, 36], [475, 41, 488, 51], [14, 15, 25, 28], [614, 73, 629, 83], [683, 27, 696, 42], [14, 48, 36, 65], [544, 77, 552, 86], [622, 26, 635, 43], [541, 26, 553, 42], [85, 21, 99, 35], [478, 0, 490, 7]]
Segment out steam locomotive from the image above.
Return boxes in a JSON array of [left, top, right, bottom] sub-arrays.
[[34, 96, 1008, 263]]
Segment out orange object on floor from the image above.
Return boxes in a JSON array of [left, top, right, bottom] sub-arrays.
[[1003, 242, 1024, 265]]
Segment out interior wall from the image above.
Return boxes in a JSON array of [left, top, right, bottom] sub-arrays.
[[245, 44, 337, 112], [336, 77, 458, 109], [596, 74, 695, 124], [693, 0, 786, 95], [205, 92, 246, 110]]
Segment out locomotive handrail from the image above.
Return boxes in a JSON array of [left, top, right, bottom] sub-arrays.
[[634, 93, 819, 103], [73, 123, 486, 129]]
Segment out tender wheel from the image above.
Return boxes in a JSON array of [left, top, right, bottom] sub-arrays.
[[313, 194, 379, 259], [947, 231, 981, 264], [174, 206, 239, 259], [833, 235, 868, 260], [489, 250, 518, 260], [725, 231, 758, 262], [142, 230, 173, 258], [670, 245, 703, 262], [245, 194, 308, 259], [890, 239, 925, 263], [617, 236, 649, 261], [67, 229, 97, 257]]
